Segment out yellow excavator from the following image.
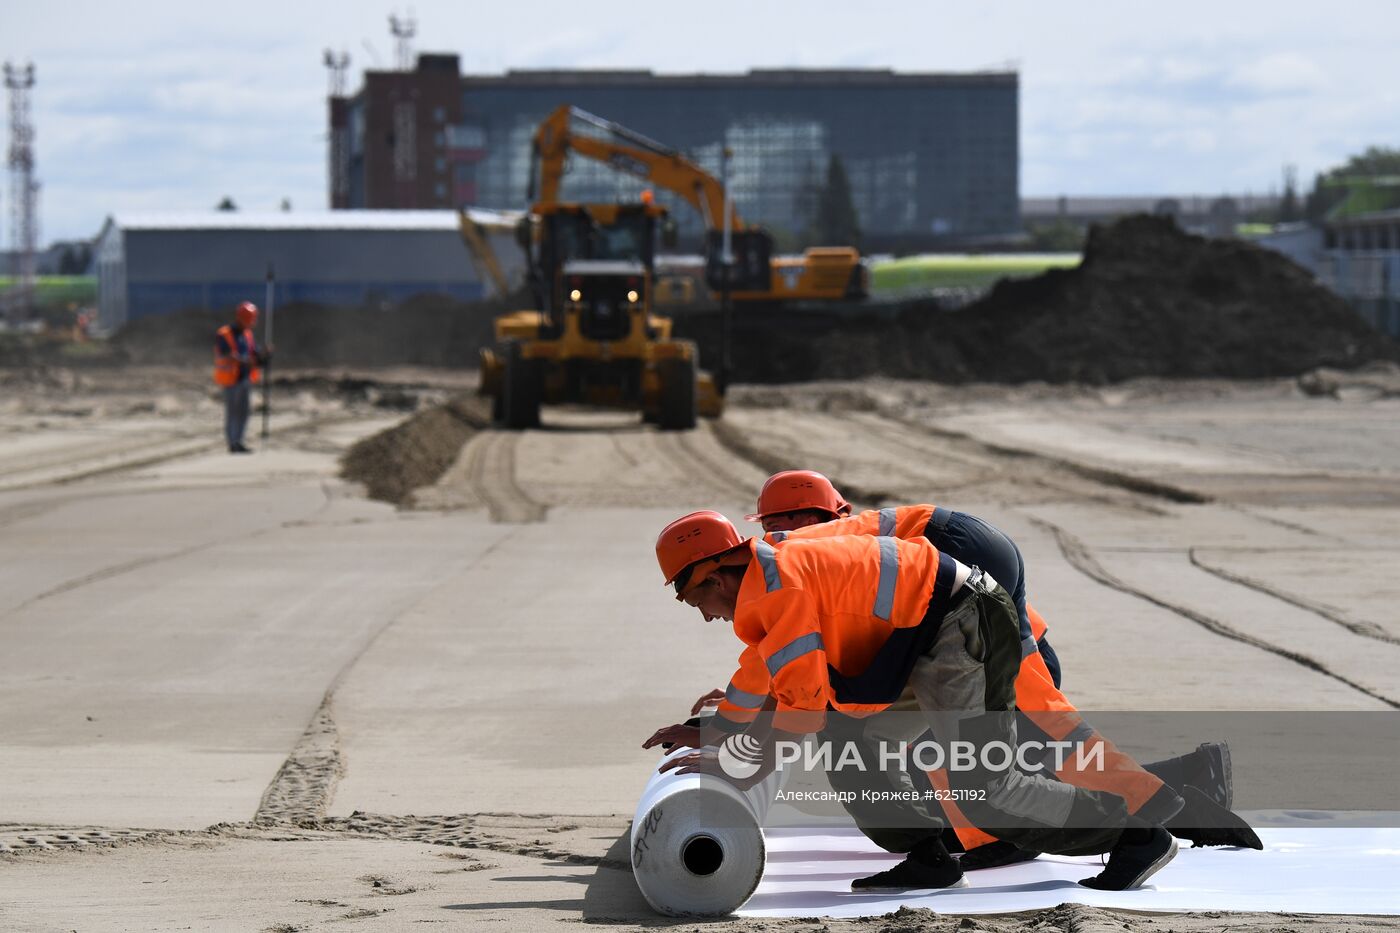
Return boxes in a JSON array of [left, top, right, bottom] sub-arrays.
[[477, 196, 723, 430], [531, 104, 868, 303]]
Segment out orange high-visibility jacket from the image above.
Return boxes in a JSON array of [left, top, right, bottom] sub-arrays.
[[765, 505, 1049, 643], [713, 534, 960, 734], [213, 325, 261, 387]]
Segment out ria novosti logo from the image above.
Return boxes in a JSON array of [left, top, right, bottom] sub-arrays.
[[717, 733, 764, 779], [713, 735, 1109, 780]]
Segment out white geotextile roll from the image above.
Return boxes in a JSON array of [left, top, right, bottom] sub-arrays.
[[630, 747, 778, 917]]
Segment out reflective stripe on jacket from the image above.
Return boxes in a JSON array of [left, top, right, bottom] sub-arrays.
[[213, 325, 261, 387], [713, 535, 958, 733]]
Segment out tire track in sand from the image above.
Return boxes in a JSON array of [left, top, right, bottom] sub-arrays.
[[252, 532, 521, 824], [647, 423, 758, 502], [458, 430, 547, 523], [0, 482, 340, 624], [1188, 547, 1400, 647], [714, 409, 1163, 516], [1034, 516, 1400, 709], [254, 694, 342, 825]]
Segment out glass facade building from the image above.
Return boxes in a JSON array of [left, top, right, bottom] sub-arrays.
[[342, 60, 1020, 251]]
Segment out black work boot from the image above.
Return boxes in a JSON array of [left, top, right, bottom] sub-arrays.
[[1080, 824, 1177, 891], [958, 839, 1041, 871], [1167, 784, 1263, 849], [852, 836, 968, 891], [1189, 742, 1233, 809]]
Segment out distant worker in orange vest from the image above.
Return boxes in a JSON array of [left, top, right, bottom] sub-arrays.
[[647, 510, 1182, 892], [213, 301, 268, 454], [703, 470, 1258, 870]]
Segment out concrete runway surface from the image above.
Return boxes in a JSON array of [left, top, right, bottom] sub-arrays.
[[1, 367, 1398, 931]]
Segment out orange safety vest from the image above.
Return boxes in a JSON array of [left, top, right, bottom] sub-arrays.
[[213, 325, 261, 387], [713, 534, 959, 734]]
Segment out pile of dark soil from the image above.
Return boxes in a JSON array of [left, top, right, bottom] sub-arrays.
[[340, 395, 491, 505], [675, 215, 1398, 384]]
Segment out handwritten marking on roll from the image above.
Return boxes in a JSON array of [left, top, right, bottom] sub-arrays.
[[633, 806, 663, 866]]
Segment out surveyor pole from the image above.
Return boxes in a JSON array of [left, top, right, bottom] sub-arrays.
[[261, 263, 275, 440], [719, 146, 734, 395]]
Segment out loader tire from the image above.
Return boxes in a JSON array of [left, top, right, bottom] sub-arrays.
[[657, 355, 697, 431], [500, 342, 541, 429]]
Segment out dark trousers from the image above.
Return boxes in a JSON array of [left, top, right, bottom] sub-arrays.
[[906, 579, 1134, 856], [224, 382, 251, 448], [823, 580, 1174, 858], [924, 509, 1063, 687]]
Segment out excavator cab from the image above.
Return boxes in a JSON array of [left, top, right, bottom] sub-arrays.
[[704, 229, 775, 292], [480, 201, 722, 430]]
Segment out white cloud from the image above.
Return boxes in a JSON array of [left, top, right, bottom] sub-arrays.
[[1228, 52, 1327, 93], [1147, 127, 1219, 155]]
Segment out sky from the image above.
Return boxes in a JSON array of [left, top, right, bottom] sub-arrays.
[[2, 0, 1398, 243]]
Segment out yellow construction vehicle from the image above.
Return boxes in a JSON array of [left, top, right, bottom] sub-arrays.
[[532, 104, 868, 303], [478, 199, 723, 429]]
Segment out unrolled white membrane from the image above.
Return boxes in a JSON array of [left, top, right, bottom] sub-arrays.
[[630, 746, 782, 917]]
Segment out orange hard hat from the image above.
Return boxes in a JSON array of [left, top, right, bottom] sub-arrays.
[[235, 301, 259, 328], [656, 510, 747, 585], [746, 470, 850, 523]]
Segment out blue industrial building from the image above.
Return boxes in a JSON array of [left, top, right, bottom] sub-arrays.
[[94, 210, 521, 333]]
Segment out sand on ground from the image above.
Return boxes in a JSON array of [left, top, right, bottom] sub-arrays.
[[2, 366, 1397, 931]]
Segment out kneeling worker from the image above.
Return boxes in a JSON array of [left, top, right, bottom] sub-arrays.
[[648, 510, 1180, 892], [734, 470, 1258, 862]]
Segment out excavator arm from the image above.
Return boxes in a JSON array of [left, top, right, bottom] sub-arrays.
[[456, 207, 528, 300], [531, 105, 739, 230]]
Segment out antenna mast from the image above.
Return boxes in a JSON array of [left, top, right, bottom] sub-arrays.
[[4, 61, 37, 325], [389, 13, 416, 71], [324, 50, 352, 208], [323, 48, 350, 96]]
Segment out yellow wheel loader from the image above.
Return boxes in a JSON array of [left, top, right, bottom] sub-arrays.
[[478, 201, 723, 429]]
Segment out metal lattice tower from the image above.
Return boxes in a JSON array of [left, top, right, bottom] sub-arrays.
[[4, 61, 38, 324], [389, 13, 416, 71], [324, 50, 352, 207], [323, 48, 350, 96]]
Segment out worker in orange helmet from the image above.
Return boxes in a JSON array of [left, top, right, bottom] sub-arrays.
[[212, 301, 268, 453], [645, 510, 1182, 893], [709, 471, 1258, 867], [749, 469, 1065, 683]]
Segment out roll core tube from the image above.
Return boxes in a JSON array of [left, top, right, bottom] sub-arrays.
[[630, 747, 777, 916]]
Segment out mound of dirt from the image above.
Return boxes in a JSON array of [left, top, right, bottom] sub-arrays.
[[928, 214, 1397, 383], [676, 215, 1398, 384], [340, 396, 490, 505]]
